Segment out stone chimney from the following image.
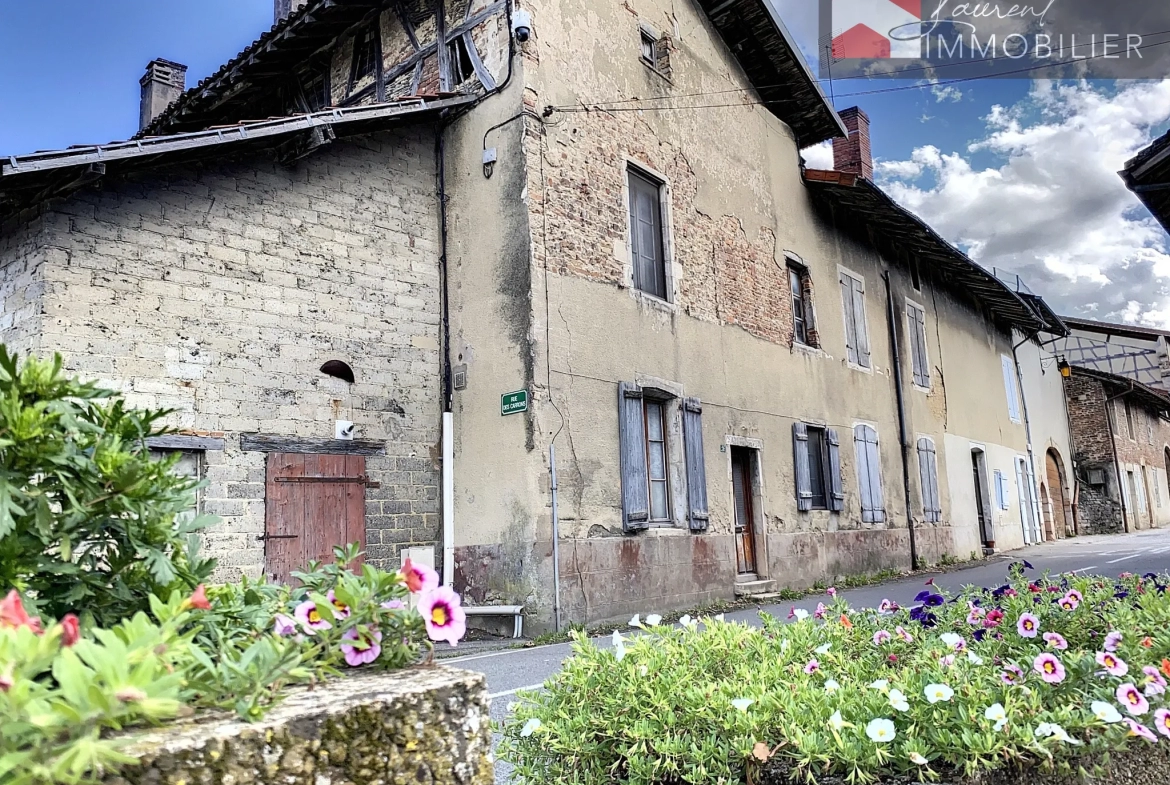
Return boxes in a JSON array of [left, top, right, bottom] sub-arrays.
[[139, 59, 187, 131], [275, 0, 310, 23], [832, 107, 873, 180]]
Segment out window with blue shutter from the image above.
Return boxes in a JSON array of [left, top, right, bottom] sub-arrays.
[[618, 382, 651, 531], [993, 469, 1009, 510], [854, 425, 885, 523], [1002, 355, 1021, 424], [916, 437, 942, 523], [794, 422, 844, 512], [682, 398, 709, 531]]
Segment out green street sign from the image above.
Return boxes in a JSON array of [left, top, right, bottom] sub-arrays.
[[501, 390, 529, 416]]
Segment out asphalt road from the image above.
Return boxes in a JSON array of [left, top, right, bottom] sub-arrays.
[[441, 528, 1170, 784]]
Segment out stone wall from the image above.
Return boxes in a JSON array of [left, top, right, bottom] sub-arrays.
[[1065, 374, 1125, 535], [0, 212, 46, 356], [0, 127, 443, 577], [102, 666, 493, 785]]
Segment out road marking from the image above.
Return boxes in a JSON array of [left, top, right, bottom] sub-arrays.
[[1106, 553, 1143, 564], [1068, 566, 1098, 574], [443, 645, 562, 664], [1152, 546, 1170, 554], [488, 683, 545, 700]]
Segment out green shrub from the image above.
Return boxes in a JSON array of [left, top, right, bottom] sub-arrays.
[[500, 570, 1170, 784], [0, 349, 214, 626]]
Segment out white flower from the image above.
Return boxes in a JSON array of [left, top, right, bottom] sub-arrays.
[[780, 639, 791, 652], [825, 679, 841, 693], [714, 613, 725, 622], [628, 614, 643, 629], [792, 609, 809, 621], [639, 665, 648, 676], [869, 679, 889, 691], [967, 651, 984, 665], [888, 689, 910, 712], [940, 633, 965, 651], [1091, 701, 1123, 724], [1035, 723, 1081, 745], [731, 698, 754, 712], [909, 752, 929, 766], [866, 718, 897, 743], [925, 684, 954, 704], [985, 703, 1008, 732], [815, 643, 832, 655], [940, 654, 956, 668], [520, 717, 542, 737], [611, 630, 626, 662], [645, 614, 662, 627], [679, 614, 695, 629], [829, 710, 847, 731]]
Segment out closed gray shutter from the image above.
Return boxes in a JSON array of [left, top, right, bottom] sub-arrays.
[[854, 426, 874, 522], [908, 304, 929, 387], [866, 431, 885, 523], [839, 273, 858, 365], [682, 397, 709, 531], [917, 437, 941, 523], [826, 428, 844, 512], [855, 425, 885, 523], [618, 382, 650, 531], [793, 422, 813, 512], [851, 278, 871, 368]]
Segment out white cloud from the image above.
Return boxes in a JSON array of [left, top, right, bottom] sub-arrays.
[[876, 80, 1170, 327], [801, 141, 835, 170], [932, 84, 964, 103]]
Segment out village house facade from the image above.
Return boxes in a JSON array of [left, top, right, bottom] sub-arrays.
[[1, 0, 1078, 630]]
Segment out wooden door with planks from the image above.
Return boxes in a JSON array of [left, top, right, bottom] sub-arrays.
[[263, 453, 369, 584]]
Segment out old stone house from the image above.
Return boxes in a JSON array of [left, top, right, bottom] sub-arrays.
[[1, 0, 1075, 630], [1064, 366, 1170, 534]]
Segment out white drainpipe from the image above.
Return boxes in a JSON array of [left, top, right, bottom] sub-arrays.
[[442, 411, 455, 587]]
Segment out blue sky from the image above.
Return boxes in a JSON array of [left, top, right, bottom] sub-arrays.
[[1, 2, 1169, 324]]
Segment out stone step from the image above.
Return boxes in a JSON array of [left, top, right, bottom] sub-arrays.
[[734, 579, 776, 597]]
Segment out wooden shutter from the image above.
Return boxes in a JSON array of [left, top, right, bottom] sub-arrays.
[[1002, 355, 1020, 422], [629, 170, 667, 300], [851, 278, 871, 368], [793, 422, 813, 512], [618, 382, 650, 531], [826, 427, 844, 512], [682, 397, 709, 531], [917, 438, 941, 523], [908, 304, 929, 387], [839, 273, 859, 365], [855, 425, 884, 523]]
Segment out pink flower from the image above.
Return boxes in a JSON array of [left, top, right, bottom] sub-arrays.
[[1033, 653, 1066, 684], [1016, 613, 1039, 638], [58, 614, 80, 647], [1097, 652, 1129, 677], [1105, 631, 1123, 652], [1043, 633, 1068, 650], [1117, 683, 1150, 716], [1124, 718, 1159, 743], [400, 558, 439, 594], [826, 587, 837, 597], [1003, 588, 1018, 598], [185, 585, 211, 611], [326, 590, 351, 619], [878, 599, 899, 615], [381, 599, 405, 611], [984, 609, 1004, 628], [804, 659, 820, 675], [417, 586, 466, 646], [814, 603, 828, 620], [967, 606, 986, 626], [294, 599, 331, 632], [873, 630, 892, 646], [0, 590, 42, 633], [1065, 589, 1083, 602], [340, 627, 383, 667], [1001, 663, 1026, 685], [273, 614, 298, 636], [895, 626, 914, 643], [1058, 594, 1079, 611], [1154, 709, 1170, 739], [940, 654, 956, 668], [1143, 666, 1168, 696]]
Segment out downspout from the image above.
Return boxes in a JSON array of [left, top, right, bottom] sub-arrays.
[[1105, 383, 1137, 533], [1011, 334, 1043, 544], [436, 122, 455, 586], [883, 271, 919, 570]]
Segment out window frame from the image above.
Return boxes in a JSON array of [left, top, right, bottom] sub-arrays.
[[625, 163, 673, 304], [905, 297, 930, 390], [448, 34, 476, 85], [804, 424, 831, 510], [789, 264, 809, 346], [302, 66, 331, 113], [838, 266, 871, 371], [642, 396, 672, 524], [1125, 399, 1137, 441], [348, 23, 381, 92]]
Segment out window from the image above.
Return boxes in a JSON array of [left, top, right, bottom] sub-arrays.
[[303, 68, 330, 112], [639, 27, 671, 76], [1001, 355, 1021, 424], [640, 29, 656, 63], [628, 167, 669, 301], [1156, 469, 1164, 508], [854, 424, 885, 523], [839, 269, 871, 368], [1111, 400, 1120, 436], [789, 264, 810, 345], [617, 383, 709, 532], [993, 469, 1010, 510], [1126, 399, 1136, 440], [794, 423, 843, 512], [1148, 417, 1155, 445], [349, 24, 379, 87], [910, 257, 922, 291], [1136, 467, 1149, 513], [917, 437, 942, 522], [448, 35, 476, 85], [906, 300, 930, 389]]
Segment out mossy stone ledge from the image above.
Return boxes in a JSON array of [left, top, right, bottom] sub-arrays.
[[101, 666, 493, 785]]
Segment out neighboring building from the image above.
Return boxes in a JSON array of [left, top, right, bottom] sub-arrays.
[[1064, 367, 1170, 534], [1122, 128, 1170, 234], [1, 0, 1074, 631], [1049, 316, 1170, 393]]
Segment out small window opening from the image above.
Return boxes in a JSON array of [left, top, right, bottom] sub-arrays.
[[448, 36, 476, 85], [303, 68, 330, 112], [788, 262, 817, 347], [805, 425, 829, 510], [639, 27, 670, 77], [320, 360, 355, 384], [350, 24, 379, 86], [640, 30, 656, 64], [911, 257, 922, 291], [628, 166, 669, 301]]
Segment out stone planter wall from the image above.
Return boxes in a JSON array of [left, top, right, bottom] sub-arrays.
[[102, 666, 493, 785]]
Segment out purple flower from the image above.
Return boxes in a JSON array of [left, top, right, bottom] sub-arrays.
[[1016, 613, 1040, 638], [1117, 683, 1150, 716], [873, 630, 892, 646], [1154, 709, 1170, 739], [1065, 589, 1083, 602], [418, 586, 467, 647], [340, 627, 383, 667], [1105, 631, 1123, 652], [804, 659, 820, 675], [273, 613, 298, 636], [973, 629, 987, 642], [896, 626, 914, 643], [1043, 632, 1068, 651], [814, 603, 828, 620], [1097, 652, 1129, 677], [877, 599, 899, 615], [826, 587, 837, 597], [1002, 663, 1026, 685], [325, 589, 351, 619], [914, 590, 933, 603], [1058, 594, 1080, 611], [1124, 718, 1159, 742], [294, 599, 331, 632], [1033, 653, 1066, 684], [381, 599, 405, 611], [1143, 666, 1168, 696], [922, 593, 945, 607]]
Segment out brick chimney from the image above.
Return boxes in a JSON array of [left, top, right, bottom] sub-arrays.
[[832, 107, 873, 179], [139, 59, 187, 131], [275, 0, 310, 23]]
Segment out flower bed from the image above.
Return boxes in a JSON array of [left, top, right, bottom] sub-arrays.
[[500, 567, 1170, 785]]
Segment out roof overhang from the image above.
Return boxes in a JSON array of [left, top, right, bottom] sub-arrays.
[[1072, 365, 1170, 412], [1121, 129, 1170, 234], [1062, 315, 1170, 342], [0, 96, 475, 222], [696, 0, 845, 147], [803, 169, 1050, 334]]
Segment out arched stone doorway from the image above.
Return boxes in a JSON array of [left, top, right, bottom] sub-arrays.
[[1045, 449, 1073, 538]]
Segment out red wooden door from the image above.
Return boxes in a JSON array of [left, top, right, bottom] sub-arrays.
[[263, 453, 368, 583]]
